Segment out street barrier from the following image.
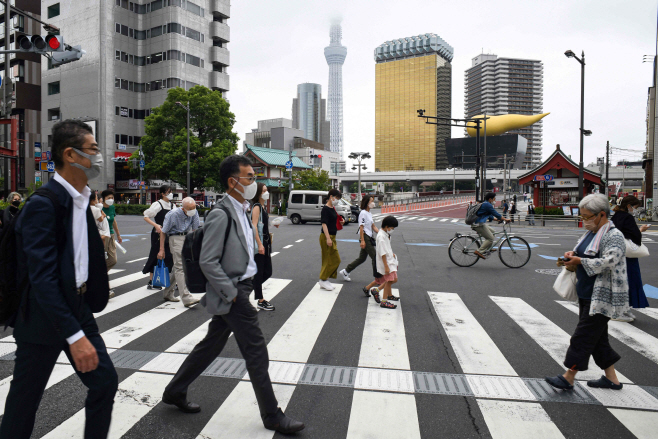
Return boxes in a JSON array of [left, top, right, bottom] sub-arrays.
[[380, 195, 476, 214]]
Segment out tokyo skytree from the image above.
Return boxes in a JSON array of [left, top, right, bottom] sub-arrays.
[[324, 22, 347, 159]]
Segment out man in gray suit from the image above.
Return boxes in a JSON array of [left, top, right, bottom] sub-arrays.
[[162, 155, 304, 435]]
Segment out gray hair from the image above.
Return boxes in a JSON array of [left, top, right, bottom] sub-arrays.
[[8, 192, 21, 202], [579, 194, 610, 216]]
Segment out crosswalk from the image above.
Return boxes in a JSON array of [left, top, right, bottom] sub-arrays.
[[1, 268, 658, 438], [370, 212, 465, 224]]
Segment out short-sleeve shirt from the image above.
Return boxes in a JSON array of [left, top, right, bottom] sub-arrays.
[[321, 205, 338, 235], [358, 210, 374, 238], [102, 204, 116, 235]]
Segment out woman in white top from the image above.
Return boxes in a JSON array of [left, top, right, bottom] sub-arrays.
[[340, 196, 380, 295], [142, 185, 175, 289], [89, 191, 110, 243], [369, 215, 400, 309]]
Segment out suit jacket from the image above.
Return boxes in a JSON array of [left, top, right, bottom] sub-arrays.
[[12, 180, 110, 346], [199, 195, 256, 315]]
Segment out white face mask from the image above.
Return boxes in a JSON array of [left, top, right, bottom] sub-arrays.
[[105, 199, 114, 206], [369, 202, 375, 209], [71, 148, 103, 180], [166, 193, 174, 201], [331, 197, 338, 206], [387, 228, 394, 235], [233, 178, 258, 200], [186, 208, 197, 217], [262, 191, 270, 201]]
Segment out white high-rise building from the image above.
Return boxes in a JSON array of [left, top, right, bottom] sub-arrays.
[[324, 21, 347, 159]]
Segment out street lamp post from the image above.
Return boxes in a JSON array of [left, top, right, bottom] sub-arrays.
[[349, 152, 371, 202], [175, 101, 191, 197], [564, 50, 592, 198]]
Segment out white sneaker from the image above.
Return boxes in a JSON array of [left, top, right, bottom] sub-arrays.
[[183, 296, 200, 308], [340, 269, 351, 282], [319, 280, 335, 290]]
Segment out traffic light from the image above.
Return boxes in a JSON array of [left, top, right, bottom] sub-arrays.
[[310, 153, 322, 159], [16, 34, 65, 53], [51, 45, 85, 67]]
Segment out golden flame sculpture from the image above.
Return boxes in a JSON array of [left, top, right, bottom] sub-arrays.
[[466, 113, 550, 137]]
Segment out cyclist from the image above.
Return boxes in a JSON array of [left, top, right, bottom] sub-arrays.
[[472, 192, 511, 260]]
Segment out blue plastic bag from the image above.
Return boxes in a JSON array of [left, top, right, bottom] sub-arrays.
[[152, 260, 170, 288]]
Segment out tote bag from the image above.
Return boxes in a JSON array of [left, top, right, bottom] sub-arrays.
[[152, 259, 171, 288], [553, 267, 578, 302], [625, 239, 650, 258]]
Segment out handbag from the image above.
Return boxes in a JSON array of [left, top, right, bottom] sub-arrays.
[[553, 267, 578, 302], [625, 238, 649, 258], [152, 259, 171, 288], [269, 232, 273, 245], [255, 203, 264, 243], [335, 208, 343, 231]]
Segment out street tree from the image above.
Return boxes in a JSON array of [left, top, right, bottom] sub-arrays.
[[133, 86, 239, 192]]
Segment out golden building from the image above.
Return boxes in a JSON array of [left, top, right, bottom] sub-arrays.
[[374, 34, 453, 171]]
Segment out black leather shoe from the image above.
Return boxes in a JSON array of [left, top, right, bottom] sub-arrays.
[[263, 408, 305, 434], [162, 391, 201, 413]]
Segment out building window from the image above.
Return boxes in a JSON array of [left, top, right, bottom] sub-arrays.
[[120, 107, 129, 117], [47, 3, 60, 18], [114, 77, 120, 88], [120, 134, 128, 145], [47, 81, 60, 95], [115, 134, 120, 144], [47, 108, 60, 121], [128, 136, 133, 145], [134, 29, 146, 40], [115, 23, 121, 33]]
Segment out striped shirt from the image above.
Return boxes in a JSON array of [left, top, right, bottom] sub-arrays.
[[161, 207, 200, 234]]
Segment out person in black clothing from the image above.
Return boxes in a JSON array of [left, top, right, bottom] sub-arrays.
[[510, 201, 517, 223], [319, 189, 344, 290], [251, 183, 277, 311], [611, 196, 651, 322], [2, 191, 21, 227], [527, 200, 536, 226], [142, 184, 175, 290]]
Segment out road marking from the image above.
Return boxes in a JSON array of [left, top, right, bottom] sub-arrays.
[[195, 382, 295, 439], [94, 286, 160, 318], [638, 308, 658, 320], [295, 239, 304, 242], [102, 295, 203, 349], [558, 301, 658, 365], [476, 400, 565, 439], [165, 279, 292, 354], [490, 296, 631, 383], [609, 408, 658, 438], [42, 372, 171, 439], [584, 384, 658, 411], [451, 219, 459, 223], [346, 391, 421, 439], [440, 218, 449, 222], [282, 244, 293, 249], [417, 217, 427, 221], [358, 289, 409, 370], [405, 217, 417, 220], [428, 292, 517, 376], [0, 364, 76, 416], [109, 271, 150, 289], [429, 218, 438, 221], [108, 269, 125, 275], [126, 257, 148, 263], [267, 283, 342, 363], [534, 243, 561, 245], [271, 252, 279, 256]]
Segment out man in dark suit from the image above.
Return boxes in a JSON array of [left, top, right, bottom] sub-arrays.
[[0, 120, 118, 439], [162, 155, 304, 434]]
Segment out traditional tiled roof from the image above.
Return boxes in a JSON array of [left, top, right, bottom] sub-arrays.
[[244, 145, 311, 169]]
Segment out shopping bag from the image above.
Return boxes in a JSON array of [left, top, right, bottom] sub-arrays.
[[625, 239, 650, 258], [553, 267, 577, 302], [153, 260, 171, 288]]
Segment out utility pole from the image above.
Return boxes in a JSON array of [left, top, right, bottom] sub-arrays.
[[622, 159, 625, 194], [288, 149, 293, 191], [453, 167, 456, 198], [503, 154, 507, 202], [605, 141, 610, 196], [139, 144, 144, 204], [3, 0, 10, 156], [482, 112, 487, 201]]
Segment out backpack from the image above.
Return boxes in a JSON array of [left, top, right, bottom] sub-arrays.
[[182, 203, 232, 294], [464, 202, 483, 225], [0, 188, 61, 327]]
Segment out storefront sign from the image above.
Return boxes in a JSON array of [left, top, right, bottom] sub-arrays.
[[114, 151, 132, 159], [546, 178, 577, 188], [129, 179, 140, 189], [562, 206, 572, 216], [116, 180, 130, 189], [35, 171, 41, 177], [534, 175, 554, 182]]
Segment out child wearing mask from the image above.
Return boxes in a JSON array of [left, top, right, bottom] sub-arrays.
[[369, 215, 399, 309]]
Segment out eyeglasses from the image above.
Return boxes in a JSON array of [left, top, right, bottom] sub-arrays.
[[579, 212, 599, 221], [234, 176, 256, 184], [78, 147, 101, 154]]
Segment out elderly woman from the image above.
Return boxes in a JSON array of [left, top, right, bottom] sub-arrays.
[[611, 195, 650, 322], [545, 194, 628, 391]]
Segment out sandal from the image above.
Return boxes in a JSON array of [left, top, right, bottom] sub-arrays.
[[370, 288, 381, 303], [544, 375, 574, 390], [362, 287, 370, 297], [387, 295, 400, 301], [587, 376, 623, 390], [380, 301, 397, 309]]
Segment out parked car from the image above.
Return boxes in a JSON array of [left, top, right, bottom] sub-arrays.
[[287, 190, 352, 225]]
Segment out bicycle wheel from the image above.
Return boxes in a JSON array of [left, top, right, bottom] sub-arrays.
[[448, 236, 480, 267], [498, 236, 531, 268]]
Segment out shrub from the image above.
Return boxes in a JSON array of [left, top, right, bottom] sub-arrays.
[[534, 207, 565, 216], [114, 204, 150, 215]]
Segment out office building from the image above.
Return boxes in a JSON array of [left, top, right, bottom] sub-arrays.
[[40, 0, 230, 196], [464, 54, 544, 168], [324, 21, 346, 158], [374, 33, 453, 172], [0, 1, 43, 196], [292, 82, 330, 148]]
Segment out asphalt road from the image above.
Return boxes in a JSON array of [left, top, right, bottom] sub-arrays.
[[1, 211, 657, 439]]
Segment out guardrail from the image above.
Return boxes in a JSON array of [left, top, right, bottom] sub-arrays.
[[381, 196, 476, 213]]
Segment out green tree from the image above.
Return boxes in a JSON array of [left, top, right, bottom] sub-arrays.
[[349, 181, 365, 193], [133, 86, 239, 192], [281, 168, 332, 192]]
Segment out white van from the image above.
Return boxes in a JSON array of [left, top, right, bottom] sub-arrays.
[[287, 190, 352, 225]]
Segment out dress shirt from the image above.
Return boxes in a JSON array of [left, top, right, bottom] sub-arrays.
[[143, 199, 172, 218], [161, 207, 200, 234], [228, 195, 257, 280], [53, 172, 90, 345]]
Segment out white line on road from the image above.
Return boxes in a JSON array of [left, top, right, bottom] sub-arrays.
[[126, 257, 148, 263], [94, 286, 160, 318], [417, 218, 427, 221], [429, 218, 438, 221], [109, 272, 150, 289], [450, 219, 459, 223], [282, 245, 293, 249], [428, 292, 517, 376], [476, 400, 565, 439], [295, 239, 304, 242], [440, 218, 449, 222], [490, 296, 631, 383], [608, 408, 658, 438], [347, 391, 421, 439], [271, 252, 280, 256]]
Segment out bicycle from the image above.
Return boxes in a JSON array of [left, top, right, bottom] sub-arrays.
[[448, 222, 531, 268]]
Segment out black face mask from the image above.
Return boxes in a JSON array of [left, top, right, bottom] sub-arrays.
[[11, 200, 20, 207]]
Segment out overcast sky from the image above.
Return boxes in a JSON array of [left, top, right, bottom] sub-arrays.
[[228, 0, 656, 172]]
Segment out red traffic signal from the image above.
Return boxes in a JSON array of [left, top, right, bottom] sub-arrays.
[[317, 154, 322, 158], [46, 35, 65, 51]]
